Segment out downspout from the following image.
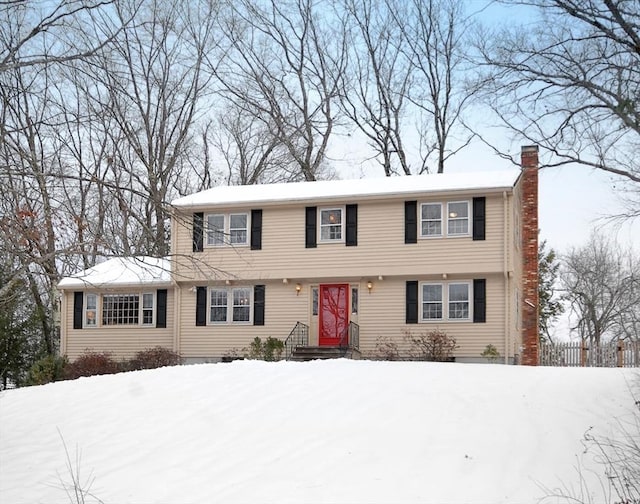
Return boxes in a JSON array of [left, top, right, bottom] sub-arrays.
[[59, 289, 67, 356], [170, 213, 181, 356], [503, 190, 510, 364]]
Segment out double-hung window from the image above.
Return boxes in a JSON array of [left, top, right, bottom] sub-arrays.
[[207, 214, 225, 246], [448, 283, 470, 319], [320, 208, 342, 241], [447, 202, 469, 236], [419, 201, 470, 238], [421, 203, 442, 237], [421, 282, 470, 322], [206, 213, 249, 247], [85, 294, 97, 327], [210, 287, 252, 324]]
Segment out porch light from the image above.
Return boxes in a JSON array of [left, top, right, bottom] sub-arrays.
[[295, 283, 302, 295], [367, 280, 373, 293]]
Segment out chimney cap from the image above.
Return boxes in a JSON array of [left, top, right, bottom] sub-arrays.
[[521, 145, 539, 153]]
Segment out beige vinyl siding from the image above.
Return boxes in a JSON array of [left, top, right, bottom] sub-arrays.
[[177, 275, 507, 360], [178, 281, 308, 358], [173, 193, 507, 282], [357, 275, 506, 359], [62, 289, 174, 361]]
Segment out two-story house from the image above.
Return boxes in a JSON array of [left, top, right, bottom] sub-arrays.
[[58, 146, 539, 364]]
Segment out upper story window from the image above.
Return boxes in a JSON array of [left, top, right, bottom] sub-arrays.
[[320, 208, 343, 242], [209, 287, 252, 324], [206, 212, 249, 247], [419, 201, 470, 238], [421, 282, 470, 322], [447, 201, 469, 236], [101, 293, 154, 326], [421, 203, 442, 237]]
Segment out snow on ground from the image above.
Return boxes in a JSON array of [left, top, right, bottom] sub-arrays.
[[0, 360, 637, 504]]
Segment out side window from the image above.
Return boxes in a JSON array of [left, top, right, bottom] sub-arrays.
[[420, 203, 442, 237], [312, 287, 319, 316], [142, 293, 154, 325], [319, 208, 343, 241], [85, 293, 97, 327], [351, 287, 358, 314], [447, 201, 470, 236]]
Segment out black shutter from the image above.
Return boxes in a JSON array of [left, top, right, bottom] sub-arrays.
[[473, 279, 486, 323], [346, 204, 358, 246], [196, 287, 207, 326], [253, 285, 265, 326], [305, 206, 317, 248], [73, 291, 83, 329], [251, 209, 262, 250], [156, 289, 167, 328], [405, 201, 417, 244], [406, 281, 418, 324], [473, 197, 486, 241], [193, 212, 204, 252]]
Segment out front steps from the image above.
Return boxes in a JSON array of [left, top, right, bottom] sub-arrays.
[[289, 346, 361, 361]]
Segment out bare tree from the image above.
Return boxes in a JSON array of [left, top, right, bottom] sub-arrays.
[[0, 0, 131, 72], [561, 232, 640, 346], [338, 0, 412, 175], [478, 1, 640, 199], [394, 0, 478, 174], [215, 0, 347, 181]]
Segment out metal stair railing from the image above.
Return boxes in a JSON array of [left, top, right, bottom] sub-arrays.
[[284, 321, 309, 360], [338, 321, 360, 350]]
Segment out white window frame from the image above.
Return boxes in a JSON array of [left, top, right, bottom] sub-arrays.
[[420, 281, 472, 322], [420, 203, 443, 238], [206, 214, 225, 247], [209, 287, 252, 325], [99, 292, 155, 327], [319, 207, 344, 243], [447, 282, 471, 320], [446, 201, 470, 237], [205, 212, 249, 248], [84, 293, 98, 328], [421, 283, 444, 321]]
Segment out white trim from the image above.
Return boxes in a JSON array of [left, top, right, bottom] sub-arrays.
[[205, 212, 250, 248], [419, 281, 472, 322], [84, 293, 98, 328], [446, 201, 471, 237], [208, 286, 253, 325], [86, 292, 156, 328], [318, 207, 344, 243]]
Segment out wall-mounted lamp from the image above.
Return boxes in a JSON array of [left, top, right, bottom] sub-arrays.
[[283, 278, 289, 284], [225, 279, 231, 285], [189, 286, 197, 293], [295, 283, 302, 295], [378, 275, 384, 281], [367, 280, 373, 293], [442, 273, 448, 280]]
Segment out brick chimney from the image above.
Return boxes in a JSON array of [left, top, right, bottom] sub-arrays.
[[520, 145, 539, 366]]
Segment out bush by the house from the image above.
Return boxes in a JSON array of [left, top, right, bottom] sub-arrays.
[[371, 335, 401, 360], [481, 344, 501, 363], [26, 355, 68, 386], [246, 337, 284, 361], [403, 329, 458, 362], [64, 351, 120, 380], [128, 346, 182, 370]]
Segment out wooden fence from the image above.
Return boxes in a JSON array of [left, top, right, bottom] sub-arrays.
[[539, 340, 640, 367]]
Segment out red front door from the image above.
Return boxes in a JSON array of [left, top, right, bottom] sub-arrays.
[[319, 284, 349, 346]]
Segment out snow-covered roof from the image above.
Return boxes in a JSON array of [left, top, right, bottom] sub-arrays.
[[58, 256, 171, 289], [171, 169, 522, 208]]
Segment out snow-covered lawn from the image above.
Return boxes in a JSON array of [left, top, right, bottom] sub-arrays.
[[0, 360, 637, 504]]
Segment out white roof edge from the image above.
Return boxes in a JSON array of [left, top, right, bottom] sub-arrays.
[[171, 169, 521, 209], [58, 256, 172, 289]]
